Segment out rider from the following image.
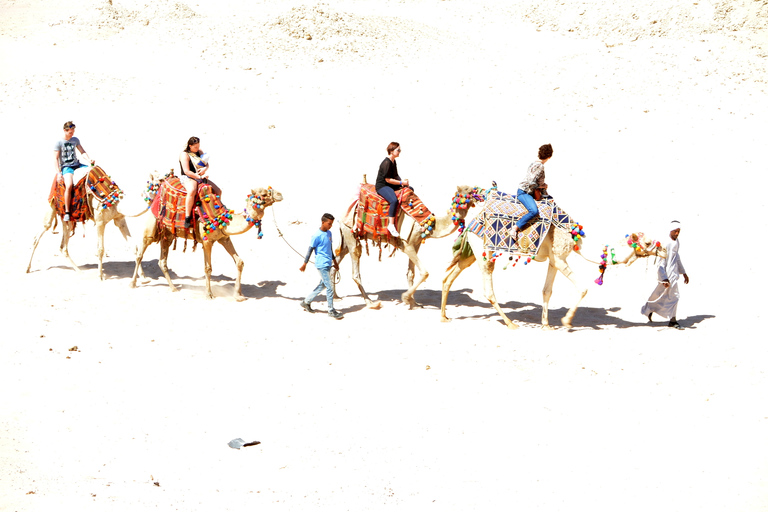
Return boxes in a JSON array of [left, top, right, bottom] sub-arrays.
[[375, 141, 412, 238], [53, 121, 94, 222], [179, 136, 222, 229], [513, 143, 553, 236]]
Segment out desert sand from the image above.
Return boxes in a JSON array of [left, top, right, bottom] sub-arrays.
[[2, 0, 768, 510]]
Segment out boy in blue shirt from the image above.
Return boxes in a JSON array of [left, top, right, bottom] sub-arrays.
[[299, 213, 343, 319]]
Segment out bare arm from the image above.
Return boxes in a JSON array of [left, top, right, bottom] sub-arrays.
[[54, 150, 61, 180], [76, 144, 94, 165]]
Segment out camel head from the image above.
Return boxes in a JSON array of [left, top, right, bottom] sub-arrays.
[[245, 187, 284, 220], [621, 232, 666, 266], [451, 185, 486, 218]]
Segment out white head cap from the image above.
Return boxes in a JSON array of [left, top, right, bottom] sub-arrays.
[[669, 220, 682, 232]]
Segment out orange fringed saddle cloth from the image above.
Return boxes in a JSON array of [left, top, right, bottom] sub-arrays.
[[48, 165, 123, 223], [151, 177, 232, 240], [354, 184, 435, 239]]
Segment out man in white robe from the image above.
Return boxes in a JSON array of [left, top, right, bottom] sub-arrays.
[[641, 221, 690, 329]]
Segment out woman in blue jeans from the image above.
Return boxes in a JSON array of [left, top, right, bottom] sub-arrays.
[[375, 142, 413, 238], [513, 144, 553, 236]]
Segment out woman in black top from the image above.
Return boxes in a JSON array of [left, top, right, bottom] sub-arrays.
[[179, 136, 222, 228], [375, 141, 411, 237]]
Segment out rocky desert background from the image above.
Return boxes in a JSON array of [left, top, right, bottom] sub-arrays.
[[1, 0, 767, 510]]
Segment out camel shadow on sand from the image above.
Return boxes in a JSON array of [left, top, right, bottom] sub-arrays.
[[360, 287, 714, 330]]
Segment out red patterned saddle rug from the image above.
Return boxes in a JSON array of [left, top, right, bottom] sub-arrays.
[[354, 184, 435, 239], [48, 165, 123, 223], [151, 177, 231, 240]]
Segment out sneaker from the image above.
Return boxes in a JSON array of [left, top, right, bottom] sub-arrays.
[[668, 321, 683, 330], [300, 300, 314, 314], [63, 213, 71, 221], [387, 223, 399, 237], [328, 309, 344, 319]]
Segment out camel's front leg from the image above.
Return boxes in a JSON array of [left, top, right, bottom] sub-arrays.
[[216, 237, 246, 301], [440, 253, 476, 322], [479, 259, 518, 330], [27, 207, 56, 273], [94, 218, 107, 281], [203, 241, 215, 300], [547, 255, 588, 329], [400, 244, 427, 309]]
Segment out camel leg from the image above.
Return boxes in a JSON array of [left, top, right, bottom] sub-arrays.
[[349, 246, 381, 309], [541, 263, 558, 330], [440, 253, 476, 322], [203, 241, 215, 300], [130, 233, 152, 288], [216, 237, 246, 302], [546, 254, 588, 329], [112, 216, 145, 280], [158, 236, 178, 292], [478, 258, 519, 330], [58, 217, 80, 273], [27, 207, 56, 273], [94, 219, 107, 281], [400, 243, 427, 309], [331, 228, 349, 300]]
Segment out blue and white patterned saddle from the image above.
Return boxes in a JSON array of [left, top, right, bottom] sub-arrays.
[[465, 190, 575, 256]]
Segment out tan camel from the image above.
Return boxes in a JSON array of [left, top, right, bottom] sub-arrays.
[[440, 221, 666, 329], [27, 170, 167, 280], [129, 186, 283, 300], [333, 185, 485, 309]]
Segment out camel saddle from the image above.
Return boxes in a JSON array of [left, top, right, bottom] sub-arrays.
[[48, 165, 123, 223], [352, 184, 433, 239], [465, 189, 576, 257], [150, 176, 231, 240]]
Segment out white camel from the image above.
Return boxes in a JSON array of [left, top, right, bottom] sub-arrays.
[[333, 185, 485, 309], [27, 169, 167, 280], [129, 186, 283, 300], [440, 220, 665, 329]]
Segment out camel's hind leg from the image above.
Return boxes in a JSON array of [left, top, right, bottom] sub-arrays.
[[542, 254, 588, 329], [202, 241, 215, 300], [400, 243, 427, 309], [130, 219, 156, 288], [27, 207, 57, 273], [157, 236, 178, 292], [216, 237, 246, 301], [478, 258, 519, 330], [57, 216, 80, 273], [440, 253, 476, 322]]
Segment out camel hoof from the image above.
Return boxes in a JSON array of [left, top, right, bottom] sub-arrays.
[[129, 281, 136, 289], [560, 320, 572, 329], [170, 287, 179, 293], [367, 301, 382, 310], [506, 322, 519, 330], [235, 295, 247, 302], [542, 324, 555, 331], [440, 316, 452, 323]]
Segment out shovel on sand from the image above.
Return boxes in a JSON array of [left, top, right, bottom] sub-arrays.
[[227, 438, 261, 450]]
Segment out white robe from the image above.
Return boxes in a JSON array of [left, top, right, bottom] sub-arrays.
[[641, 238, 686, 320]]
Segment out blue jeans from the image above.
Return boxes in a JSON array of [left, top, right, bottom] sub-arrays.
[[305, 266, 334, 311], [376, 186, 400, 218], [516, 189, 538, 229]]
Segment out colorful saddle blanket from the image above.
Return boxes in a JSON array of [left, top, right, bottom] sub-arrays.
[[151, 176, 231, 240], [48, 166, 123, 223], [354, 184, 434, 238], [465, 189, 575, 256]]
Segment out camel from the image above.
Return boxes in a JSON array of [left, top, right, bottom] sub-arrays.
[[333, 185, 485, 309], [129, 186, 283, 300], [440, 217, 666, 329], [27, 169, 168, 280]]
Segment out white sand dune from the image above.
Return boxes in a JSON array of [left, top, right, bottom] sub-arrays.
[[2, 0, 767, 510]]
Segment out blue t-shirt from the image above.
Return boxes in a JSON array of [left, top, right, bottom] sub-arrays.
[[309, 229, 333, 269], [54, 137, 81, 169]]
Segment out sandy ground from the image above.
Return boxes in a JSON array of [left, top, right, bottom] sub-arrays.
[[2, 0, 768, 510]]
